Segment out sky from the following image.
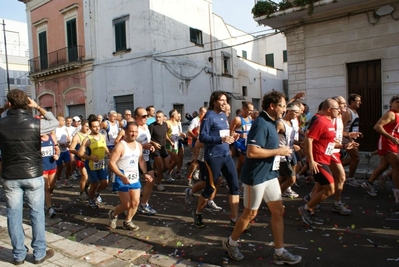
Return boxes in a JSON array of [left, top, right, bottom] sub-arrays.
[[0, 0, 279, 34]]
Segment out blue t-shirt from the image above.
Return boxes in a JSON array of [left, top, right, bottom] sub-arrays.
[[240, 111, 279, 185], [146, 117, 156, 125], [199, 110, 230, 160]]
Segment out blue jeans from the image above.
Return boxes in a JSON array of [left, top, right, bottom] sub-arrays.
[[3, 177, 46, 262]]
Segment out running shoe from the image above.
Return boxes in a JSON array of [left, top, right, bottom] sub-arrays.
[[62, 180, 73, 188], [79, 191, 89, 202], [282, 187, 299, 198], [273, 249, 302, 265], [46, 207, 57, 218], [157, 184, 165, 192], [96, 193, 103, 203], [192, 210, 204, 228], [205, 201, 223, 212], [361, 181, 377, 197], [332, 203, 351, 215], [222, 239, 244, 261], [392, 188, 399, 206], [164, 173, 175, 183], [298, 206, 324, 225], [192, 169, 200, 181], [89, 199, 98, 209], [108, 210, 118, 229], [138, 203, 157, 215], [184, 188, 194, 206], [346, 178, 361, 187], [123, 221, 139, 231]]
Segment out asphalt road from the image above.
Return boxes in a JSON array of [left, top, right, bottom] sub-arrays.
[[3, 145, 398, 267]]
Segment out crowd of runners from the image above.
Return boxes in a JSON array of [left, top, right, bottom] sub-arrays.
[[23, 90, 399, 265]]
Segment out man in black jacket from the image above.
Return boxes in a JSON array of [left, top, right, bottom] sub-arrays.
[[0, 89, 58, 265]]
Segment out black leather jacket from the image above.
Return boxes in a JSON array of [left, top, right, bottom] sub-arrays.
[[0, 109, 42, 179]]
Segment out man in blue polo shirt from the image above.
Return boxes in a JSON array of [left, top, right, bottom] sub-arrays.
[[222, 91, 302, 265]]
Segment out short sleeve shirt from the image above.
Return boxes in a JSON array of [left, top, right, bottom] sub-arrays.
[[240, 111, 279, 186], [307, 115, 336, 164]]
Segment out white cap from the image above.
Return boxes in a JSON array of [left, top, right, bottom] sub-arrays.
[[73, 116, 81, 121]]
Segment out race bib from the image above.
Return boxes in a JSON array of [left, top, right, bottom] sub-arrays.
[[272, 156, 280, 171], [325, 142, 335, 156], [93, 159, 105, 170], [352, 126, 359, 132], [41, 146, 53, 157], [125, 169, 139, 184], [219, 129, 230, 137]]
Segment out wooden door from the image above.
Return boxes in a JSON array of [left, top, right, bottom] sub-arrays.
[[347, 60, 381, 151]]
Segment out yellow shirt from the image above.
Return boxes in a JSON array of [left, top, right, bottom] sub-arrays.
[[87, 134, 107, 170]]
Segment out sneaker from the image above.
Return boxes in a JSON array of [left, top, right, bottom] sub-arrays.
[[298, 206, 314, 226], [46, 207, 57, 218], [303, 194, 311, 203], [346, 178, 360, 188], [164, 173, 175, 183], [55, 181, 62, 189], [332, 203, 351, 215], [184, 188, 194, 206], [205, 201, 223, 212], [222, 239, 244, 261], [62, 180, 73, 188], [79, 191, 89, 202], [378, 174, 389, 189], [175, 172, 183, 179], [89, 199, 98, 209], [138, 203, 157, 215], [219, 179, 227, 187], [123, 221, 139, 231], [69, 174, 79, 181], [96, 193, 103, 203], [229, 219, 250, 230], [157, 184, 165, 192], [273, 249, 302, 265], [192, 210, 204, 228], [108, 210, 118, 229], [192, 169, 200, 181], [282, 187, 299, 198], [361, 181, 377, 197]]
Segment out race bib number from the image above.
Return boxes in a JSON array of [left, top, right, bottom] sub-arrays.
[[41, 146, 53, 157], [93, 159, 105, 170], [125, 169, 139, 184], [219, 130, 230, 137], [325, 142, 335, 156], [272, 156, 280, 171], [352, 126, 359, 132], [243, 125, 251, 132]]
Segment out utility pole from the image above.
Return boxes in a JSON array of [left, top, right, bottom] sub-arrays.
[[2, 19, 11, 92]]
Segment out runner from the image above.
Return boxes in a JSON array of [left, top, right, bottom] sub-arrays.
[[108, 122, 153, 230], [78, 119, 110, 209]]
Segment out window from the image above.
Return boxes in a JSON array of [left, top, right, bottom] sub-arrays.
[[204, 102, 208, 108], [113, 16, 129, 53], [242, 50, 247, 59], [190, 27, 203, 45], [222, 52, 231, 76], [265, 53, 274, 68], [283, 50, 287, 63], [242, 86, 247, 97], [38, 31, 48, 70], [173, 104, 184, 117], [9, 78, 14, 85], [66, 18, 78, 62], [115, 94, 134, 114]]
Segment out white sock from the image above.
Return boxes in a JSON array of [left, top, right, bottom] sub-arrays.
[[228, 236, 238, 246], [334, 200, 341, 206], [207, 200, 214, 205], [275, 247, 284, 256]]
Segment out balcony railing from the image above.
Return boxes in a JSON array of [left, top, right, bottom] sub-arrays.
[[29, 45, 84, 73]]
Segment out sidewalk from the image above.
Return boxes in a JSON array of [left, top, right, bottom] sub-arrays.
[[0, 213, 219, 267]]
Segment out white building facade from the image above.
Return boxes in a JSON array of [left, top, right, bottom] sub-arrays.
[[84, 0, 287, 118], [255, 0, 399, 150]]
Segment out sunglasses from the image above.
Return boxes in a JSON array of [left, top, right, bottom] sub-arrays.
[[140, 115, 148, 118]]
